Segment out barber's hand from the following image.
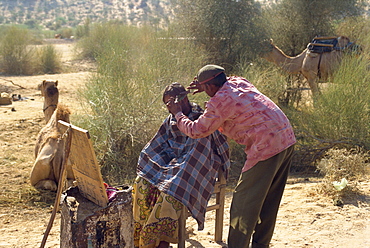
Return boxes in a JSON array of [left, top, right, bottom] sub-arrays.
[[166, 97, 182, 116], [187, 77, 204, 94]]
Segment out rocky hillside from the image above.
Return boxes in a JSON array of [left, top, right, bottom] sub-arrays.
[[0, 0, 174, 29]]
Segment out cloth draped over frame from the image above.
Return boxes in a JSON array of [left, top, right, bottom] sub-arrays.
[[137, 104, 230, 230]]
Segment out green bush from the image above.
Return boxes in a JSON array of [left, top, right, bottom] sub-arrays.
[[0, 26, 35, 75], [59, 28, 74, 39], [76, 22, 120, 60], [174, 0, 267, 72], [36, 44, 62, 74], [75, 18, 90, 39], [75, 24, 207, 185]]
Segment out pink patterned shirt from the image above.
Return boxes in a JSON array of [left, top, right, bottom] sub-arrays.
[[175, 76, 296, 172]]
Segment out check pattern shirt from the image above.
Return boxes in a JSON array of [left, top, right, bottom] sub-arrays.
[[137, 105, 230, 230]]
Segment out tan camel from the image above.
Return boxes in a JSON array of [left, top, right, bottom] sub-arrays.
[[40, 80, 59, 123], [30, 81, 75, 191], [263, 36, 352, 96]]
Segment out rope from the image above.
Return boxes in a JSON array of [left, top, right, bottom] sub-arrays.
[[43, 104, 57, 112]]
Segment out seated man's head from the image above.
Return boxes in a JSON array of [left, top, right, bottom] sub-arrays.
[[163, 82, 191, 115]]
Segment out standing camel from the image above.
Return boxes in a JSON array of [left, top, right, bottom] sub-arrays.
[[263, 36, 353, 96], [30, 80, 75, 191]]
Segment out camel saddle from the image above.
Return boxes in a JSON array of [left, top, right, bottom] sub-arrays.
[[307, 36, 352, 54]]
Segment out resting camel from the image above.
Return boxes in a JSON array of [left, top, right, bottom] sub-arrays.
[[30, 80, 75, 191], [263, 36, 353, 96]]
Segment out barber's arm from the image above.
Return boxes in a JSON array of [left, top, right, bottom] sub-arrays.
[[175, 104, 224, 139]]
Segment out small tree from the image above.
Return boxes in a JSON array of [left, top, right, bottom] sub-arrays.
[[37, 44, 62, 74], [75, 18, 90, 39], [0, 26, 34, 75], [172, 0, 267, 72]]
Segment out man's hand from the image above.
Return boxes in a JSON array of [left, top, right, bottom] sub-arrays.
[[187, 78, 204, 95], [166, 97, 182, 116]]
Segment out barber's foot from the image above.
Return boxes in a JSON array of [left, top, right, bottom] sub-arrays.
[[157, 241, 170, 248]]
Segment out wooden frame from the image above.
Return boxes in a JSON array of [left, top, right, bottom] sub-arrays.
[[58, 120, 108, 207]]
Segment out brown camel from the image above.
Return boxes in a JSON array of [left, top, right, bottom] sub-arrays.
[[30, 81, 75, 191], [40, 80, 59, 123], [263, 36, 352, 96]]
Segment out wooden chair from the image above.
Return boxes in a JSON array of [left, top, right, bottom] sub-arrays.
[[177, 168, 227, 248]]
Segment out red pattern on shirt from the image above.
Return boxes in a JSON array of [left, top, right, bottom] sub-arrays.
[[175, 76, 296, 172]]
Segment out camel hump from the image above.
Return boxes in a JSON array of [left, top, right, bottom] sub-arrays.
[[307, 36, 352, 54], [56, 104, 71, 122]]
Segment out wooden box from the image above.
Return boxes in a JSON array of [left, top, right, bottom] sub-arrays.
[[60, 185, 133, 248]]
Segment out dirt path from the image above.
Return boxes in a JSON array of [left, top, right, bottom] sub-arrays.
[[0, 41, 369, 248]]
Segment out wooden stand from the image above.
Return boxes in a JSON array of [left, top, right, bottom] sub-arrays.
[[57, 121, 133, 247], [60, 185, 133, 248]]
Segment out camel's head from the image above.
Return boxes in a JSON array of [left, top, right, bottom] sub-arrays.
[[262, 38, 275, 50], [337, 36, 350, 48], [41, 80, 59, 98], [260, 38, 278, 61], [337, 36, 362, 54]]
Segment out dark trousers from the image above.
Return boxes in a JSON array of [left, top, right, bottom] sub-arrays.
[[227, 145, 294, 248]]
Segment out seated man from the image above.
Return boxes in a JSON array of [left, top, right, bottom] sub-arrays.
[[133, 82, 230, 248]]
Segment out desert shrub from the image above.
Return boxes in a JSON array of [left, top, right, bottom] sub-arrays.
[[76, 24, 207, 185], [316, 148, 369, 205], [36, 44, 62, 74], [335, 16, 370, 43], [58, 27, 74, 39], [0, 26, 35, 75], [75, 22, 118, 60], [75, 18, 90, 39]]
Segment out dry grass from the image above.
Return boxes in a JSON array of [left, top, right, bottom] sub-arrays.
[[315, 148, 369, 205]]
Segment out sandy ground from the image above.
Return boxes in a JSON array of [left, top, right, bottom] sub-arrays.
[[0, 41, 369, 248]]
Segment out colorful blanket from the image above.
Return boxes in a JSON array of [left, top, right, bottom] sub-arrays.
[[137, 104, 230, 230]]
